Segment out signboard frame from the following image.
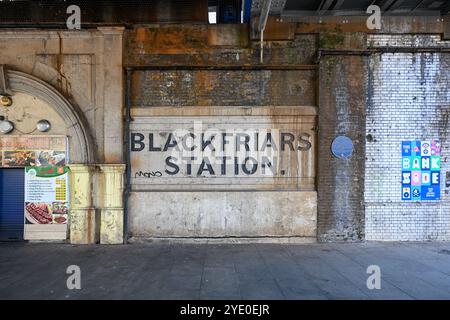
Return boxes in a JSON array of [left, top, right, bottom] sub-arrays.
[[401, 140, 441, 201], [0, 135, 70, 240]]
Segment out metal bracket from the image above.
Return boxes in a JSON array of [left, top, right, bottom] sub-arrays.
[[258, 0, 272, 63]]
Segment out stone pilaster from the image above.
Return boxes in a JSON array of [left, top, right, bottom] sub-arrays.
[[99, 164, 126, 244], [98, 27, 125, 164], [68, 164, 99, 244]]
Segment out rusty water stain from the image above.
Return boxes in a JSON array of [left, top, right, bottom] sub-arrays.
[[56, 32, 72, 98]]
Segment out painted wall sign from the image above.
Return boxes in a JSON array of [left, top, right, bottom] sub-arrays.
[[130, 115, 316, 191], [401, 140, 441, 201], [24, 166, 69, 225]]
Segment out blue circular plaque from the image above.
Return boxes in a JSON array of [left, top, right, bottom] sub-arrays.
[[332, 136, 353, 159]]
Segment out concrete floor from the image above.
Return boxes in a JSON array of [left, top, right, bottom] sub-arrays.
[[0, 242, 449, 300]]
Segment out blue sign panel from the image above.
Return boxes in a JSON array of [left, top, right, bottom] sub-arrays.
[[401, 140, 441, 201], [332, 136, 353, 159]]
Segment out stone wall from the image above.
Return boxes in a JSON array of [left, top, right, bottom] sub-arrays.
[[2, 19, 450, 243], [0, 28, 126, 244], [0, 28, 124, 164]]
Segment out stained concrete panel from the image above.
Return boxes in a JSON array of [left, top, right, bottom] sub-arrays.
[[128, 191, 317, 239]]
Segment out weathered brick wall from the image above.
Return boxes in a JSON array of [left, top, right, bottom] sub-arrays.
[[365, 35, 450, 241], [125, 25, 450, 242], [127, 28, 375, 242], [126, 28, 320, 240], [131, 69, 316, 107], [125, 27, 317, 66], [126, 28, 318, 107], [317, 54, 367, 241]]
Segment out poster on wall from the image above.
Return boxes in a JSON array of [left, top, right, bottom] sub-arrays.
[[0, 136, 66, 168], [24, 166, 69, 225], [401, 140, 441, 201]]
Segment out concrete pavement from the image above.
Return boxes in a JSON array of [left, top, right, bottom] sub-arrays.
[[0, 242, 449, 300]]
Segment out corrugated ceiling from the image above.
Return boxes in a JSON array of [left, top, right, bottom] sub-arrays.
[[250, 0, 450, 16]]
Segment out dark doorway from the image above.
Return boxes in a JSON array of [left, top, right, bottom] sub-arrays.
[[0, 168, 25, 241]]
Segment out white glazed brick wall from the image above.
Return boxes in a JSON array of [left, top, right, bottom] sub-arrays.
[[368, 34, 450, 48], [365, 35, 450, 241]]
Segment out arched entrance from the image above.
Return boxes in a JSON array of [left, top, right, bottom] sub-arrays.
[[0, 69, 95, 241], [5, 70, 95, 163]]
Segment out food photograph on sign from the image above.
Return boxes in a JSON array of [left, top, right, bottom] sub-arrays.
[[35, 151, 66, 167], [0, 136, 67, 168], [25, 202, 68, 225], [2, 150, 36, 167], [52, 202, 68, 224], [25, 202, 53, 225]]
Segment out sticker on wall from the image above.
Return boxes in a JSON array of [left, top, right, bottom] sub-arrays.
[[402, 140, 441, 201]]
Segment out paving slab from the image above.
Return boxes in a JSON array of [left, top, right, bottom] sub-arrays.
[[0, 242, 449, 300]]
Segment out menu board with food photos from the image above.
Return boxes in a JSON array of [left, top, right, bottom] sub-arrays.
[[0, 135, 66, 168], [25, 166, 69, 225]]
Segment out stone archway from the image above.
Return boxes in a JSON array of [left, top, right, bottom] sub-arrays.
[[5, 69, 95, 164]]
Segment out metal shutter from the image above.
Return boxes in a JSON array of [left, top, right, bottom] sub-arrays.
[[0, 169, 25, 241]]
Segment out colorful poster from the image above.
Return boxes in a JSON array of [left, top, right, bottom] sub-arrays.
[[24, 166, 69, 225], [402, 140, 441, 201], [0, 136, 66, 168]]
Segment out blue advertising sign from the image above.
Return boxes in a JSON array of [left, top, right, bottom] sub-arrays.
[[401, 140, 441, 201]]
